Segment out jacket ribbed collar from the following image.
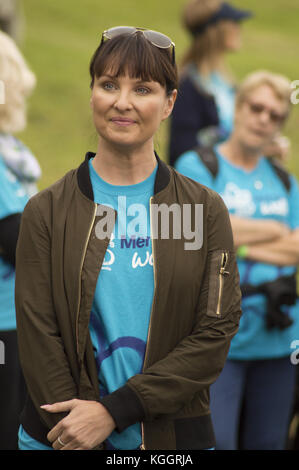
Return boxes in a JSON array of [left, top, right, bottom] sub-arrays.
[[77, 151, 171, 201]]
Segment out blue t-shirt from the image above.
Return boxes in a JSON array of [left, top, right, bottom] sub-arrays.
[[187, 66, 235, 144], [175, 147, 299, 360], [19, 159, 156, 451], [0, 156, 29, 331], [201, 72, 235, 139], [89, 159, 156, 449]]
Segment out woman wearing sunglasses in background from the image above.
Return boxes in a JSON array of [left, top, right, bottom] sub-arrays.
[[15, 26, 241, 450], [175, 70, 299, 449]]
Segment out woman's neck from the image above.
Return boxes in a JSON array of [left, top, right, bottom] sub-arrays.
[[92, 140, 157, 186], [218, 137, 262, 171], [197, 53, 224, 77]]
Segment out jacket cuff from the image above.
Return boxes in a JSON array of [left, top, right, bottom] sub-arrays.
[[100, 384, 146, 433]]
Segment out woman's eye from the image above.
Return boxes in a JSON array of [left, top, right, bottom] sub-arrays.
[[102, 82, 117, 91], [136, 87, 150, 95]]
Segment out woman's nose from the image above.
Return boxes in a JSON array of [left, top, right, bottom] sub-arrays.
[[113, 89, 133, 111], [259, 109, 272, 125]]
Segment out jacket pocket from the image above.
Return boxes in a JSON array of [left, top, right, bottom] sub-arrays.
[[206, 250, 230, 318]]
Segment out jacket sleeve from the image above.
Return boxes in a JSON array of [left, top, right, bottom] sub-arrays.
[[15, 198, 78, 432], [101, 192, 242, 432]]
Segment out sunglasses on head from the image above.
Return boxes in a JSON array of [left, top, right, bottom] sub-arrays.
[[246, 100, 288, 124], [100, 26, 176, 65]]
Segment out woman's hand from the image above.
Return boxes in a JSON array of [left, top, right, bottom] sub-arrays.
[[41, 399, 116, 450], [264, 135, 290, 162]]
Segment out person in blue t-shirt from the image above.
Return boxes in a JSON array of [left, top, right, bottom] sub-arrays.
[[17, 26, 177, 451], [0, 31, 40, 450], [16, 26, 241, 452], [168, 1, 253, 166], [175, 70, 299, 449]]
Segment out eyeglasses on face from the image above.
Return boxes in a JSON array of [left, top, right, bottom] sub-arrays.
[[100, 26, 175, 65], [246, 100, 288, 124]]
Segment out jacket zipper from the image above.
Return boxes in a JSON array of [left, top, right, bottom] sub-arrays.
[[140, 196, 157, 450], [76, 203, 97, 355], [216, 251, 229, 316]]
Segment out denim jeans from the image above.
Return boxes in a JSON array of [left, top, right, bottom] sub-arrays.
[[210, 357, 296, 450]]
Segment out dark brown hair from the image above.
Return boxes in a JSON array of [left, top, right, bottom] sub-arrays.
[[89, 32, 178, 95]]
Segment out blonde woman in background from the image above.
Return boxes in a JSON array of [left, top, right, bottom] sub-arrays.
[[168, 0, 252, 166], [0, 30, 40, 449], [175, 71, 299, 449]]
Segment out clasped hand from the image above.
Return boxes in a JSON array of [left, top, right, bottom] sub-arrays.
[[41, 399, 116, 450]]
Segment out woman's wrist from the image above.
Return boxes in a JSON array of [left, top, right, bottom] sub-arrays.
[[236, 244, 249, 259]]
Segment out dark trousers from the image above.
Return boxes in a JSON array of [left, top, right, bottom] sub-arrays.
[[210, 357, 296, 450], [0, 329, 27, 450]]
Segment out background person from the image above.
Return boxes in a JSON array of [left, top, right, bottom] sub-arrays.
[[168, 0, 252, 166], [0, 30, 40, 450], [15, 26, 241, 450], [175, 70, 299, 449], [0, 0, 24, 43]]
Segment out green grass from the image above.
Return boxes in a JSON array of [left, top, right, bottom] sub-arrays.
[[18, 0, 299, 189]]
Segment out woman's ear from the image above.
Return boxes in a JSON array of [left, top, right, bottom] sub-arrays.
[[162, 89, 177, 121]]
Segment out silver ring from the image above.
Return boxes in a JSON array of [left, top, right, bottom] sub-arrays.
[[57, 436, 66, 446]]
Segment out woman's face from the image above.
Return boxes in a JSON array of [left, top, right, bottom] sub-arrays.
[[223, 21, 242, 52], [0, 59, 36, 134], [234, 84, 289, 151], [90, 71, 177, 151]]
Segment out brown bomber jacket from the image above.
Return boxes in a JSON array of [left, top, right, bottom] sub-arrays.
[[15, 152, 242, 450]]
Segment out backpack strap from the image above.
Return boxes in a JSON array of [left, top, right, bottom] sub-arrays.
[[267, 157, 291, 193], [194, 146, 219, 178]]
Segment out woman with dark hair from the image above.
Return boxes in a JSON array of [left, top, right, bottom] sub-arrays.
[[15, 26, 241, 450]]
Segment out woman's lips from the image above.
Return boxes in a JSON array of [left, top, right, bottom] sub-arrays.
[[250, 127, 268, 138], [111, 117, 136, 126]]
